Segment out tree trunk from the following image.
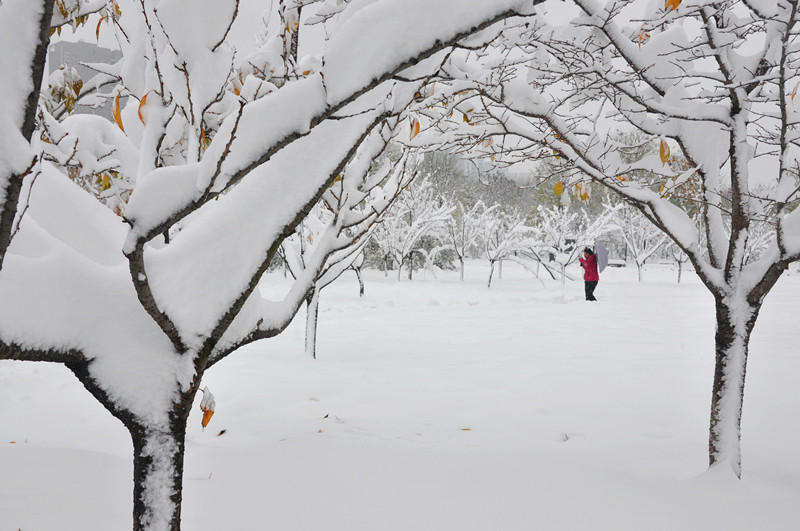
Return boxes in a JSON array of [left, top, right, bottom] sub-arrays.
[[487, 260, 495, 288], [637, 261, 644, 282], [66, 360, 197, 531], [354, 267, 365, 296], [459, 256, 465, 282], [407, 252, 413, 280], [305, 287, 320, 359], [677, 260, 683, 283], [560, 264, 566, 287], [708, 295, 759, 478], [498, 259, 503, 280], [130, 418, 188, 531]]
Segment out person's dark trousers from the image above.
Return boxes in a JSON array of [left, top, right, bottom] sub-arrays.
[[585, 280, 598, 301]]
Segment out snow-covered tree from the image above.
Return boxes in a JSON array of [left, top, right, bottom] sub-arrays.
[[281, 149, 414, 359], [416, 0, 800, 476], [370, 174, 453, 281], [477, 207, 529, 288], [0, 1, 538, 529], [446, 200, 500, 281], [666, 241, 691, 284], [523, 205, 610, 286], [606, 199, 669, 282]]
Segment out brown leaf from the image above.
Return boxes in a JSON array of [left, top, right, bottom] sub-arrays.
[[96, 16, 106, 42]]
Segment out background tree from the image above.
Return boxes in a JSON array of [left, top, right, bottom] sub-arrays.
[[369, 174, 453, 281], [280, 151, 414, 359], [477, 207, 529, 288], [526, 204, 611, 286], [445, 200, 500, 281], [605, 198, 669, 281]]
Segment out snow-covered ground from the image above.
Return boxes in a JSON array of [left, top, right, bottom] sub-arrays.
[[2, 260, 799, 530]]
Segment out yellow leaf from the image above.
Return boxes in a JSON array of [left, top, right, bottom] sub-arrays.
[[665, 0, 681, 11], [302, 70, 311, 76], [199, 387, 216, 429], [617, 174, 629, 181], [101, 174, 111, 191], [554, 181, 564, 197], [138, 91, 149, 124], [112, 93, 125, 132], [409, 119, 420, 140], [201, 408, 214, 428], [659, 139, 670, 165]]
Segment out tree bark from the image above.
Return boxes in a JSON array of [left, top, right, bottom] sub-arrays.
[[305, 288, 320, 359], [353, 267, 365, 296], [487, 260, 495, 288], [708, 295, 759, 478], [66, 359, 198, 530], [459, 256, 464, 282], [130, 419, 188, 531]]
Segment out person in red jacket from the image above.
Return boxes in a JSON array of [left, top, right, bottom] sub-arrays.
[[579, 247, 599, 301]]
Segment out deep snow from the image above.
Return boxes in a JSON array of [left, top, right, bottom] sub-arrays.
[[1, 261, 799, 530]]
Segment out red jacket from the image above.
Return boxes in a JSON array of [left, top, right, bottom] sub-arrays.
[[579, 254, 599, 281]]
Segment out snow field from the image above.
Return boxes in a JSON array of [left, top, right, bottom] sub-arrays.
[[1, 261, 799, 530]]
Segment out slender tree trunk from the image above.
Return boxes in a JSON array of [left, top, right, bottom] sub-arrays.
[[677, 260, 683, 283], [637, 261, 644, 282], [487, 260, 495, 288], [354, 267, 364, 296], [560, 264, 566, 287], [459, 256, 464, 281], [708, 294, 759, 478], [305, 287, 320, 359], [498, 259, 503, 280], [407, 252, 413, 280]]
